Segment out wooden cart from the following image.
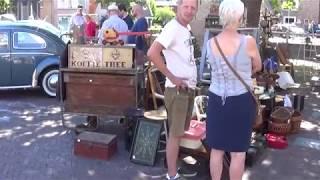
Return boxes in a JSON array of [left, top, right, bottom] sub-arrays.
[[59, 44, 145, 128]]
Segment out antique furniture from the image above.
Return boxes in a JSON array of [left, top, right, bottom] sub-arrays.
[[60, 44, 145, 128]]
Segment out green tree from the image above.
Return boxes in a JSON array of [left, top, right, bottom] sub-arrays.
[[281, 0, 296, 10], [270, 0, 281, 14], [147, 0, 156, 16], [154, 7, 175, 26], [0, 0, 10, 14]]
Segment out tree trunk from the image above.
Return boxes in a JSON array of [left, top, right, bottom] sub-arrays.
[[244, 0, 262, 27]]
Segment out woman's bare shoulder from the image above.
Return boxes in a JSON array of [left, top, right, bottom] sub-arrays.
[[244, 35, 257, 44]]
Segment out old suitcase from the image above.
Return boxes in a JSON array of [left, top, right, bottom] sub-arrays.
[[74, 131, 117, 160]]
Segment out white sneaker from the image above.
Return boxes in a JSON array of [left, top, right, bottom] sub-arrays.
[[166, 173, 184, 180]]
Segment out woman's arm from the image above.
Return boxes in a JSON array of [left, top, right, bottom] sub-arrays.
[[246, 36, 262, 74]]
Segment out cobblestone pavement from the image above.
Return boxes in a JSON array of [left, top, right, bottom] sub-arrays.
[[0, 89, 166, 180], [0, 75, 319, 180]]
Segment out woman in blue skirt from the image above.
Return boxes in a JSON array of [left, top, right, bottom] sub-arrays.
[[204, 0, 262, 179]]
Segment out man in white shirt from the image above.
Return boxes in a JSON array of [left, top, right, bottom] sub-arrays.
[[69, 5, 86, 32], [98, 4, 128, 44], [147, 0, 198, 179]]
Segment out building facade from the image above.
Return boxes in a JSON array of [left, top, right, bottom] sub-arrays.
[[40, 0, 95, 32], [296, 0, 320, 24], [15, 0, 41, 20]]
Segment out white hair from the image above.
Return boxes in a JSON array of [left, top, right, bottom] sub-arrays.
[[219, 0, 244, 27]]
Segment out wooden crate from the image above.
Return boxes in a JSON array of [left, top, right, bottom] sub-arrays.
[[61, 69, 144, 116], [74, 131, 117, 160]]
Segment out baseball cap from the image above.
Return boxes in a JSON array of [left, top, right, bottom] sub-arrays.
[[107, 4, 118, 11]]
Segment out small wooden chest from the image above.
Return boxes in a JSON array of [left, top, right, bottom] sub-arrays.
[[74, 131, 117, 160]]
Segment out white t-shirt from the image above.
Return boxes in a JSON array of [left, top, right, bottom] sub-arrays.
[[156, 19, 197, 88], [69, 14, 86, 30]]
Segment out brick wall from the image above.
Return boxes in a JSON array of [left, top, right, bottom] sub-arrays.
[[40, 0, 54, 25], [296, 0, 320, 24]]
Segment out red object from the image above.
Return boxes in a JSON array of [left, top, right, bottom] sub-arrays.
[[182, 120, 206, 140], [74, 131, 117, 160], [85, 21, 97, 37], [265, 133, 288, 149], [117, 31, 150, 36]]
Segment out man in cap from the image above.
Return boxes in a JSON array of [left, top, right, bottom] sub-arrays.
[[98, 4, 128, 44]]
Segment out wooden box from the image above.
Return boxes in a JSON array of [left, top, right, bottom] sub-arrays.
[[61, 69, 144, 116], [74, 131, 117, 160]]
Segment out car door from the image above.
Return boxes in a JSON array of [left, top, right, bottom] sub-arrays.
[[0, 30, 11, 86], [11, 30, 47, 86]]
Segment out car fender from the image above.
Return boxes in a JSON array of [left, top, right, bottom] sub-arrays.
[[32, 55, 60, 87]]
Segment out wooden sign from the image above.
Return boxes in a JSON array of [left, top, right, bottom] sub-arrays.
[[103, 47, 133, 69], [68, 45, 134, 69], [130, 118, 162, 166], [69, 46, 103, 69]]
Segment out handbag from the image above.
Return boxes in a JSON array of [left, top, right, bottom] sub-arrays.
[[213, 37, 263, 129]]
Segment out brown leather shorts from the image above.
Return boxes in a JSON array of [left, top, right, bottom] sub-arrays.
[[164, 87, 195, 137]]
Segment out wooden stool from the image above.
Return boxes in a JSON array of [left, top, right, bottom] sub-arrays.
[[144, 108, 168, 142]]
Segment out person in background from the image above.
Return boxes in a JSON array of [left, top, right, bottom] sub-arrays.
[[147, 0, 198, 179], [84, 14, 97, 40], [98, 4, 128, 44], [69, 5, 86, 32], [118, 3, 134, 30], [204, 0, 262, 180], [99, 9, 108, 28], [127, 4, 148, 54]]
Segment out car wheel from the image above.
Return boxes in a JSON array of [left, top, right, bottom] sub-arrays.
[[41, 68, 59, 97]]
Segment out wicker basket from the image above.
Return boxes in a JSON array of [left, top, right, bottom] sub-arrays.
[[268, 120, 291, 135], [271, 106, 292, 124], [290, 111, 302, 133]]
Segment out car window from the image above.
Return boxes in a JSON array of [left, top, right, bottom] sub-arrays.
[[13, 32, 46, 49], [0, 32, 9, 49]]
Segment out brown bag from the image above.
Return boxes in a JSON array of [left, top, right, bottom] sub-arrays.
[[214, 37, 263, 129]]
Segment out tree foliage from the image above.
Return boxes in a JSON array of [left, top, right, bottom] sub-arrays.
[[281, 0, 296, 10], [270, 0, 281, 13], [0, 0, 10, 14], [147, 0, 156, 16], [154, 7, 175, 26]]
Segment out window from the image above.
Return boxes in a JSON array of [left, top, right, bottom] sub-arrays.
[[13, 32, 46, 49], [58, 15, 72, 33], [283, 16, 296, 24], [0, 32, 9, 49], [57, 0, 86, 9]]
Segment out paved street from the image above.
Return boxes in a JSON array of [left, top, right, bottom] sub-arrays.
[[0, 83, 319, 180], [0, 89, 166, 180]]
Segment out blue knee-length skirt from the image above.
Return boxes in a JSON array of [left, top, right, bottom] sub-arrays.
[[205, 91, 256, 152]]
